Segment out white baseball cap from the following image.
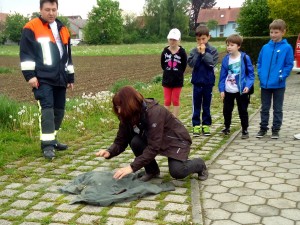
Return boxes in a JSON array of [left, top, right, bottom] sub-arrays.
[[167, 28, 181, 40]]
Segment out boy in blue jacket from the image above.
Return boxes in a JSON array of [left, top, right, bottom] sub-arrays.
[[188, 25, 218, 136], [218, 34, 255, 139], [256, 19, 294, 139]]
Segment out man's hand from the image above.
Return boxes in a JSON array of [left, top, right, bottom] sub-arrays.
[[67, 83, 74, 91], [28, 77, 39, 89], [113, 166, 133, 180], [95, 149, 110, 158]]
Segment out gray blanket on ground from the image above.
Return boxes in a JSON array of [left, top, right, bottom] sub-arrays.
[[59, 171, 175, 206]]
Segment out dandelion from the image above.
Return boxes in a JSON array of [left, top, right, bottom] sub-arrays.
[[9, 115, 13, 119]]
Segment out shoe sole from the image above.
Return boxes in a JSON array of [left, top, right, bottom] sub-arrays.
[[203, 133, 211, 136], [193, 134, 200, 137], [271, 136, 279, 139], [256, 135, 265, 138], [241, 136, 249, 139]]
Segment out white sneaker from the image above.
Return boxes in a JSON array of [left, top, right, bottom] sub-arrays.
[[294, 133, 300, 140]]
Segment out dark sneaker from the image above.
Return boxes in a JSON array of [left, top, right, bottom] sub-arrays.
[[221, 128, 230, 135], [202, 125, 211, 136], [241, 130, 249, 139], [43, 146, 55, 160], [139, 172, 160, 182], [198, 168, 208, 181], [54, 142, 68, 151], [193, 125, 201, 137], [256, 129, 267, 138], [271, 130, 279, 139]]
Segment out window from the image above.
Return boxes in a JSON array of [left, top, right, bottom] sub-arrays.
[[232, 23, 236, 29], [220, 25, 224, 33]]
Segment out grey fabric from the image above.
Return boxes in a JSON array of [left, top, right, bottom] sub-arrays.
[[59, 171, 175, 206]]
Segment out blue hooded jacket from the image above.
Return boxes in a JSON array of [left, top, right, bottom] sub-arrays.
[[257, 39, 294, 89], [218, 52, 255, 94]]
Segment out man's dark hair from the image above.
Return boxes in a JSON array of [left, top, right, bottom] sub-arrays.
[[40, 0, 58, 9], [195, 25, 210, 37]]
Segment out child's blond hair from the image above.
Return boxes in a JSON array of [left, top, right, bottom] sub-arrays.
[[226, 34, 243, 46]]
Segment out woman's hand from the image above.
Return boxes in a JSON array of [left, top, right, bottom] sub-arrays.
[[243, 87, 249, 94], [113, 166, 133, 180], [220, 92, 225, 100], [95, 149, 110, 158]]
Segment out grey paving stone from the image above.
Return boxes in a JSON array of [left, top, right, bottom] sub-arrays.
[[281, 209, 300, 221], [18, 191, 39, 199], [203, 199, 222, 209], [107, 207, 129, 216], [245, 182, 270, 190], [250, 205, 279, 217], [0, 198, 9, 205], [25, 184, 45, 191], [51, 212, 75, 222], [135, 200, 158, 209], [164, 194, 187, 203], [76, 214, 101, 224], [57, 203, 80, 211], [260, 177, 284, 185], [221, 202, 249, 213], [255, 190, 282, 199], [11, 200, 32, 208], [164, 213, 190, 223], [210, 220, 239, 225], [205, 208, 231, 220], [41, 193, 62, 201], [1, 209, 25, 217], [25, 211, 51, 220], [163, 202, 189, 212], [271, 184, 297, 192], [135, 210, 158, 220], [20, 222, 41, 225], [220, 180, 244, 188], [231, 212, 261, 224], [0, 189, 19, 197], [205, 185, 229, 194], [134, 221, 158, 225], [6, 183, 23, 189], [212, 193, 238, 202], [0, 220, 12, 225], [106, 217, 128, 225], [80, 205, 104, 213], [262, 216, 294, 225], [268, 198, 296, 209], [32, 201, 55, 210]]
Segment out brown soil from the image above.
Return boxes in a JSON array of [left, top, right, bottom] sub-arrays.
[[0, 53, 225, 103]]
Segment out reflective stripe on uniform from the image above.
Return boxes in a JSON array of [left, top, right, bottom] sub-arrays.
[[20, 61, 36, 71], [66, 65, 74, 74], [40, 133, 56, 141], [37, 37, 52, 65]]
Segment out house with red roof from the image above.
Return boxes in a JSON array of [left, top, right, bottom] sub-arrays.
[[197, 7, 240, 37], [0, 12, 8, 23]]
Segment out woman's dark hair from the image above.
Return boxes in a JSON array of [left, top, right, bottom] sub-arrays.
[[112, 86, 144, 125], [40, 0, 58, 9]]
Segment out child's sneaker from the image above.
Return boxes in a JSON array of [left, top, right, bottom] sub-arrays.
[[256, 129, 267, 138], [202, 125, 211, 136], [241, 130, 249, 139], [221, 128, 230, 135], [193, 125, 201, 137], [271, 130, 279, 139]]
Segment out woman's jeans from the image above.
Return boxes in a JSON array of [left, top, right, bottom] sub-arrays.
[[130, 135, 206, 179], [260, 88, 285, 131]]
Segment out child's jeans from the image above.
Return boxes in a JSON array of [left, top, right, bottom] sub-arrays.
[[260, 88, 285, 131], [223, 92, 249, 131]]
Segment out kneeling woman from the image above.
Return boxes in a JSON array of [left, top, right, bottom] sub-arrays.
[[96, 86, 208, 182]]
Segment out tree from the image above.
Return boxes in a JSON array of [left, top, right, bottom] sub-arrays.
[[236, 0, 272, 37], [206, 19, 218, 36], [144, 0, 190, 39], [0, 20, 7, 45], [268, 0, 300, 35], [84, 0, 123, 44], [4, 13, 29, 44], [189, 0, 216, 32]]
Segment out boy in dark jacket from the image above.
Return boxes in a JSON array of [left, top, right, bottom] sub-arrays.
[[188, 25, 218, 136], [256, 19, 294, 139]]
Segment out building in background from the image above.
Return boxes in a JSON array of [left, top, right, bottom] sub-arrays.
[[66, 15, 87, 41], [197, 7, 240, 38]]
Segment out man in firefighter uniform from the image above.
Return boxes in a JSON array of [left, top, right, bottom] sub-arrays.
[[20, 0, 75, 160]]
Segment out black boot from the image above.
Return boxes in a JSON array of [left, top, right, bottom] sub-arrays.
[[54, 141, 68, 151], [41, 141, 55, 160]]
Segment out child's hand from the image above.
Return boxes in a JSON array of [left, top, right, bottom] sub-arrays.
[[221, 92, 225, 100], [243, 87, 249, 94]]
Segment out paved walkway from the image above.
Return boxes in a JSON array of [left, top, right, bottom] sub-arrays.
[[200, 74, 300, 225], [0, 74, 299, 225]]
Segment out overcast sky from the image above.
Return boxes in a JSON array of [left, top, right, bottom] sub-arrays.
[[0, 0, 245, 19]]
